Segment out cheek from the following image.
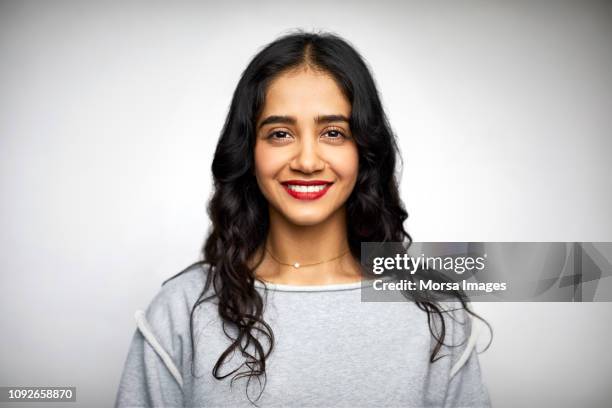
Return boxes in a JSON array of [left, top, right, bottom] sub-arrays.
[[327, 146, 359, 183], [254, 143, 286, 185]]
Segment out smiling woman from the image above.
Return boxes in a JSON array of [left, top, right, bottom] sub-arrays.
[[255, 68, 358, 223], [251, 66, 363, 286], [115, 29, 492, 408]]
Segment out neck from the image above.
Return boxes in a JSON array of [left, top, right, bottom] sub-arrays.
[[253, 206, 363, 285]]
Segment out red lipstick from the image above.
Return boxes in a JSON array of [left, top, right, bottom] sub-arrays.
[[280, 180, 333, 200]]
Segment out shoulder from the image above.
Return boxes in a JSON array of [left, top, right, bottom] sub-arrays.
[[144, 263, 214, 329], [156, 263, 212, 307], [118, 264, 214, 394], [137, 263, 215, 362], [435, 300, 475, 345]]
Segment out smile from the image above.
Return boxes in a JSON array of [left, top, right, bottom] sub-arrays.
[[280, 180, 333, 201]]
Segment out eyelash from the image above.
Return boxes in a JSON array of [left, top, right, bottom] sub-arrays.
[[266, 128, 348, 142]]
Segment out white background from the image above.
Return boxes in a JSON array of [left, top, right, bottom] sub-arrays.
[[1, 1, 611, 407]]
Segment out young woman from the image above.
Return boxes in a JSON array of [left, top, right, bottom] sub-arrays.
[[115, 30, 492, 408]]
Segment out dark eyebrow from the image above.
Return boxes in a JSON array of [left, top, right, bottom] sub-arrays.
[[257, 114, 350, 130], [315, 114, 350, 125]]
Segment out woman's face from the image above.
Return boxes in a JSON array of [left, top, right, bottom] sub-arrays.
[[254, 67, 359, 226]]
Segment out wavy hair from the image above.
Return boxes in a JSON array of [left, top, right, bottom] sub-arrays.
[[165, 29, 491, 405]]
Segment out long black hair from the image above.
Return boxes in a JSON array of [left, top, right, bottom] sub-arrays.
[[164, 29, 491, 404]]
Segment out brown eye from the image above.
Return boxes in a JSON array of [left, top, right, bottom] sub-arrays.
[[269, 131, 290, 139], [326, 130, 344, 138], [322, 127, 348, 142], [266, 130, 293, 144]]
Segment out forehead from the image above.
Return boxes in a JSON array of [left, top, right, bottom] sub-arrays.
[[260, 68, 351, 118]]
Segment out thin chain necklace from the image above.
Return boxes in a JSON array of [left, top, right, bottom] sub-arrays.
[[264, 246, 351, 269]]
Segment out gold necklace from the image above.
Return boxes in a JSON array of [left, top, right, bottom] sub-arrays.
[[264, 246, 351, 269]]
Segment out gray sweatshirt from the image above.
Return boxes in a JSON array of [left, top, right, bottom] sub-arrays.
[[115, 265, 492, 407]]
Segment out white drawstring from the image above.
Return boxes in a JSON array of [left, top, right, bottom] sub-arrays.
[[449, 307, 483, 379], [134, 310, 184, 389]]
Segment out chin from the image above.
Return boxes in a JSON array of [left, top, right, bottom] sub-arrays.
[[283, 209, 332, 227]]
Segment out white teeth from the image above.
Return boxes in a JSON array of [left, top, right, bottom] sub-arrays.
[[286, 184, 328, 193]]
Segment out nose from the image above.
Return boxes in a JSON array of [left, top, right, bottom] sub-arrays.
[[289, 136, 325, 174]]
